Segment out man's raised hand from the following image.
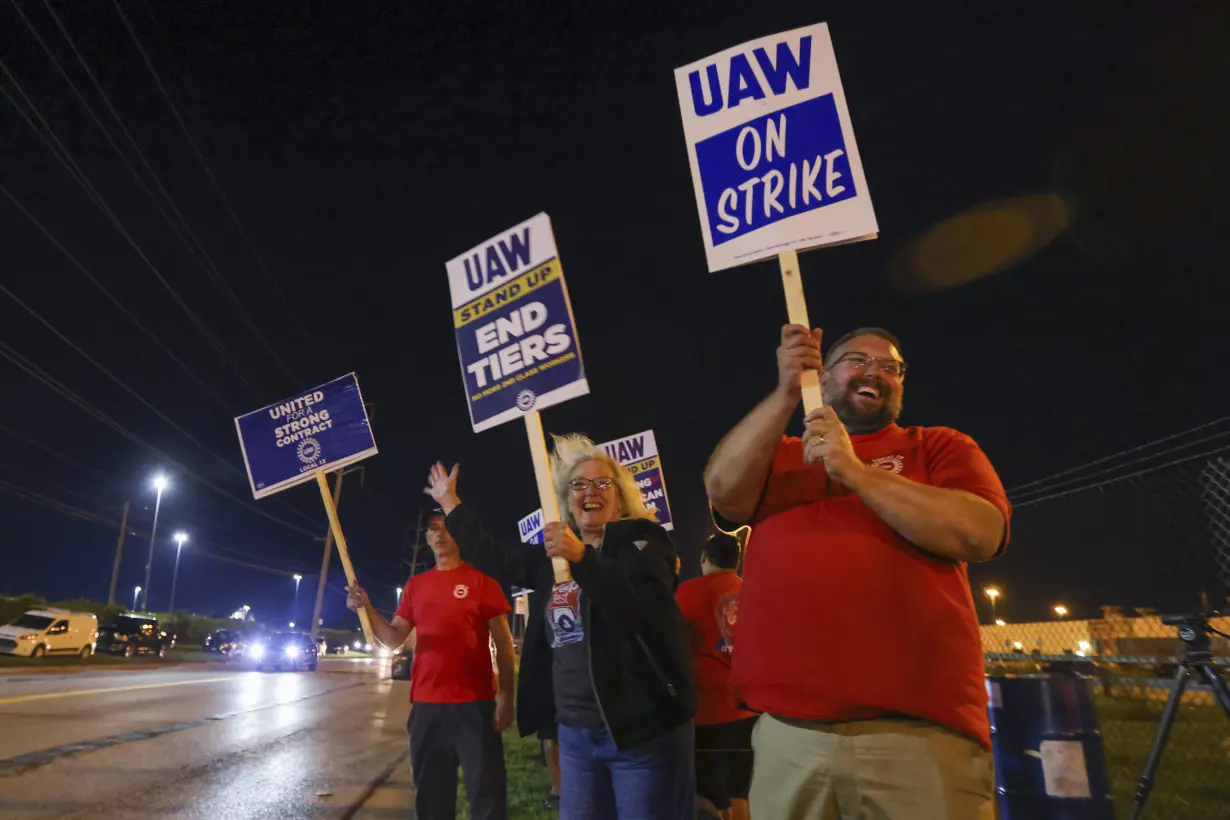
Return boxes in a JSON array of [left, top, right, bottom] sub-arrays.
[[422, 461, 461, 513]]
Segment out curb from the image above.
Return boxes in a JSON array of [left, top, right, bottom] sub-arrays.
[[340, 748, 410, 820]]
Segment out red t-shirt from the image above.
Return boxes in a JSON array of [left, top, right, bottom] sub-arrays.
[[676, 571, 757, 726], [395, 562, 509, 703], [729, 424, 1011, 749]]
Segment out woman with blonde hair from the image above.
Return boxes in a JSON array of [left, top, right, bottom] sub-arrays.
[[425, 433, 697, 820]]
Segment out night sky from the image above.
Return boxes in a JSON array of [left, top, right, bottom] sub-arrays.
[[2, 2, 1227, 628]]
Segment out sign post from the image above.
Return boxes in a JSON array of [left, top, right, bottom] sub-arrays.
[[446, 213, 589, 584], [599, 429, 675, 531], [675, 22, 878, 413], [235, 373, 378, 643]]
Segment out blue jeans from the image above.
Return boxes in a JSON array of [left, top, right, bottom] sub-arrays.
[[558, 721, 695, 820]]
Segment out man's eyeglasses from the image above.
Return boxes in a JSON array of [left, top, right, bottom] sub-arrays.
[[831, 353, 907, 379], [570, 477, 616, 491]]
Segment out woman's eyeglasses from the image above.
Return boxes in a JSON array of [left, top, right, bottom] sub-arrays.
[[570, 477, 615, 491]]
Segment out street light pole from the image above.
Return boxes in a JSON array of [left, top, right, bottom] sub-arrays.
[[168, 532, 188, 613], [132, 585, 142, 611], [141, 474, 169, 611], [292, 574, 303, 628], [983, 586, 1001, 622]]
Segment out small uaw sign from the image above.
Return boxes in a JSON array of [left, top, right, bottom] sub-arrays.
[[446, 213, 589, 434], [518, 509, 544, 545], [234, 373, 377, 499], [675, 23, 878, 413], [233, 373, 377, 644], [600, 430, 674, 531], [674, 23, 877, 273]]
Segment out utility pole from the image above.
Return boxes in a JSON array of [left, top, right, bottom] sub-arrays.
[[309, 464, 365, 641], [107, 501, 130, 606]]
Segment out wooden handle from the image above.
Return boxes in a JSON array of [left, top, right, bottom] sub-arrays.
[[316, 471, 375, 644], [524, 411, 571, 584], [779, 250, 823, 414]]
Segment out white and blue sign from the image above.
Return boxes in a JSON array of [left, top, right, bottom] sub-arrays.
[[600, 430, 674, 531], [234, 373, 377, 499], [674, 23, 878, 272], [518, 508, 544, 545], [446, 213, 589, 433]]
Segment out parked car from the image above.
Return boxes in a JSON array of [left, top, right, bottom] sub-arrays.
[[202, 629, 248, 656], [326, 641, 349, 655], [0, 609, 98, 658], [248, 632, 318, 672], [95, 614, 174, 658]]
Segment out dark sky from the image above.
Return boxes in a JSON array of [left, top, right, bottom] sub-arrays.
[[1, 2, 1227, 627]]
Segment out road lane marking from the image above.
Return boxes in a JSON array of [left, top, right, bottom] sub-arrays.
[[0, 679, 376, 775], [0, 675, 238, 705]]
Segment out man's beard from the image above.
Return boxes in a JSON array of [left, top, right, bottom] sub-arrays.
[[827, 380, 903, 434]]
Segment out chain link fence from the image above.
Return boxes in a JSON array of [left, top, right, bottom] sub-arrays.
[[971, 442, 1230, 819]]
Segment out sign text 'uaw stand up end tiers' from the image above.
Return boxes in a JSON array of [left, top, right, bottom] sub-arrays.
[[446, 213, 589, 583], [234, 373, 378, 643], [675, 22, 879, 413]]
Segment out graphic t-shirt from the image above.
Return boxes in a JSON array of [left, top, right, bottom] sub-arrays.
[[546, 579, 602, 727], [676, 571, 756, 726], [395, 562, 509, 703], [729, 424, 1011, 749]]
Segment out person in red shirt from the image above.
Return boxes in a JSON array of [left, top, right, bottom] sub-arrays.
[[705, 325, 1010, 820], [675, 532, 755, 820], [347, 504, 516, 820]]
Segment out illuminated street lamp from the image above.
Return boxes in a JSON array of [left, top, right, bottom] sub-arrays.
[[140, 473, 170, 611], [291, 574, 303, 629], [1053, 604, 1069, 618], [983, 586, 1001, 621], [396, 586, 403, 607], [168, 532, 189, 613], [132, 585, 142, 611]]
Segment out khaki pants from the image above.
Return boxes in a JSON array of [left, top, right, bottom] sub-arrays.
[[749, 715, 995, 820]]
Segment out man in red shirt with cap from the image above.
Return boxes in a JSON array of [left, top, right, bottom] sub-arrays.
[[675, 532, 755, 820], [347, 504, 516, 820], [705, 325, 1010, 820]]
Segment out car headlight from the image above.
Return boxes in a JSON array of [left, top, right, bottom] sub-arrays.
[[284, 645, 299, 660], [250, 644, 266, 660], [353, 640, 361, 649], [364, 643, 373, 652]]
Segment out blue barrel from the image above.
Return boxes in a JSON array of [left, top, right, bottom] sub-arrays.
[[987, 674, 1116, 819]]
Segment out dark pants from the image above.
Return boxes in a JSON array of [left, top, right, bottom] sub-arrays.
[[408, 701, 507, 820], [558, 720, 695, 820], [695, 717, 756, 810]]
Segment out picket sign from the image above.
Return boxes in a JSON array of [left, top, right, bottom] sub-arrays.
[[234, 373, 378, 646], [674, 23, 880, 412]]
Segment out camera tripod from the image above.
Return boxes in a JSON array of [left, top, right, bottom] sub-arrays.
[[1129, 613, 1230, 819]]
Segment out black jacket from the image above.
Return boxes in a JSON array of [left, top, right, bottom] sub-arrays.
[[447, 504, 696, 750]]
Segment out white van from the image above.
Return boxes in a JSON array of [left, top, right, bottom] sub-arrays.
[[0, 609, 99, 658]]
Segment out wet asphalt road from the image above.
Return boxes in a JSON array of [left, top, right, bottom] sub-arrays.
[[0, 658, 411, 819]]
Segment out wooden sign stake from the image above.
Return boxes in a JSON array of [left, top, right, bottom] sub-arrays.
[[524, 411, 571, 584], [316, 471, 375, 645]]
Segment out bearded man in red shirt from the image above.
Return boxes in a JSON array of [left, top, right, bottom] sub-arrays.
[[705, 325, 1010, 820]]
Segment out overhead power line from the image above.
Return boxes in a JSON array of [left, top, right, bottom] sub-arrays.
[[0, 50, 263, 399], [29, 0, 301, 389], [0, 340, 319, 536], [112, 0, 320, 370]]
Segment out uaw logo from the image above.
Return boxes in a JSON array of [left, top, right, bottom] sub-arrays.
[[453, 584, 470, 599], [714, 592, 739, 654], [515, 389, 537, 411], [297, 437, 322, 464], [871, 454, 904, 474]]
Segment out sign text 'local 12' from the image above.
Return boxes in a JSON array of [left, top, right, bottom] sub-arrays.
[[675, 22, 878, 273], [446, 213, 589, 433], [234, 373, 378, 499]]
